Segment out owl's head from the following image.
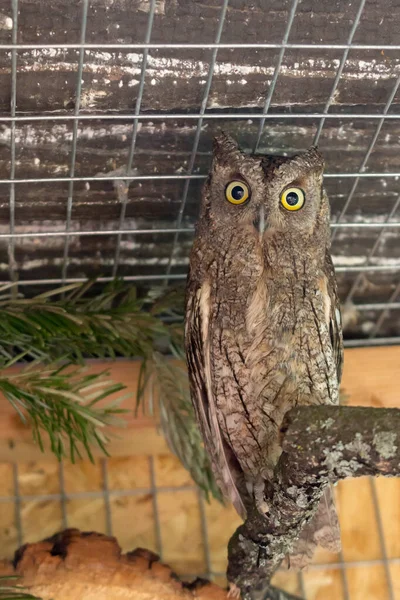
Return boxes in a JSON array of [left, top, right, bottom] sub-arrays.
[[200, 132, 330, 242]]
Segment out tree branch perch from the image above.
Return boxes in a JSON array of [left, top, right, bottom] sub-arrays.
[[227, 405, 400, 599]]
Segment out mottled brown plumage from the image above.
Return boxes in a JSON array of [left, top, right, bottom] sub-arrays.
[[185, 132, 343, 563]]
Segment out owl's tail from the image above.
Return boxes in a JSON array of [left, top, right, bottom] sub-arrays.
[[286, 485, 341, 569]]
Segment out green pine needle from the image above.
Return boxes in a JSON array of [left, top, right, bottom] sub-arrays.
[[0, 280, 174, 365], [0, 362, 127, 462], [0, 280, 222, 500]]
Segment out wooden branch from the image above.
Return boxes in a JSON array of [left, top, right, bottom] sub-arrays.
[[227, 405, 400, 599], [281, 406, 400, 481]]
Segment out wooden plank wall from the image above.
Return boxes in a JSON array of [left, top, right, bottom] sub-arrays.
[[0, 1, 398, 336]]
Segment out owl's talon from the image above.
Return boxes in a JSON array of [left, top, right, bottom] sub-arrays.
[[228, 583, 241, 599]]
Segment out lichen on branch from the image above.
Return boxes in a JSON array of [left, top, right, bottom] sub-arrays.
[[228, 405, 400, 599]]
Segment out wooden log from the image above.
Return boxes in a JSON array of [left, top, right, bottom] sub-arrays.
[[0, 1, 398, 114], [0, 528, 301, 600], [0, 528, 228, 600]]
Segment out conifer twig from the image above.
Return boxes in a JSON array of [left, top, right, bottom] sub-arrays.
[[0, 361, 127, 462], [0, 281, 220, 498]]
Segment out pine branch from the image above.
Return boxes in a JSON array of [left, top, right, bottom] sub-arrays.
[[0, 362, 127, 462], [0, 280, 222, 499], [0, 281, 176, 364]]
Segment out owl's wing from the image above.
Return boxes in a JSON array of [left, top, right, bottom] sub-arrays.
[[185, 278, 247, 518], [325, 252, 344, 385], [289, 253, 343, 568]]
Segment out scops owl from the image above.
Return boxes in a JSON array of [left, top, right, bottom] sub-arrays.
[[185, 132, 343, 564]]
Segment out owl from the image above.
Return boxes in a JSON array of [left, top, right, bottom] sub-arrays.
[[185, 132, 343, 564]]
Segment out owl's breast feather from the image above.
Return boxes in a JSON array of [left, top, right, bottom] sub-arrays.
[[242, 264, 339, 403]]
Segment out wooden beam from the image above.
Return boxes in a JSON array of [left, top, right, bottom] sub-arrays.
[[0, 347, 398, 462]]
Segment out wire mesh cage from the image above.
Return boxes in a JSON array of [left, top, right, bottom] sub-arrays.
[[0, 4, 399, 600], [0, 0, 399, 342], [1, 444, 399, 599]]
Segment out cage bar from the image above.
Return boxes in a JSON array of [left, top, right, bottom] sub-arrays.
[[165, 0, 230, 280], [313, 0, 366, 145], [112, 0, 157, 278], [0, 112, 399, 122], [0, 43, 400, 50], [61, 0, 89, 284], [7, 0, 18, 284], [253, 0, 299, 153]]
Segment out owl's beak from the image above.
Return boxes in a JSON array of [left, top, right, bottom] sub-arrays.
[[257, 205, 266, 237]]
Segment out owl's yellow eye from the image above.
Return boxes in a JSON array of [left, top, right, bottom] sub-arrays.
[[280, 187, 305, 211], [225, 181, 250, 205]]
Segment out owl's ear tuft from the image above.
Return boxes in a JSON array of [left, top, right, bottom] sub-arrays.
[[288, 146, 325, 175], [307, 145, 325, 170], [213, 131, 240, 160]]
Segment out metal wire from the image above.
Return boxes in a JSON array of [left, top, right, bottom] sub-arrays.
[[0, 261, 398, 288], [165, 0, 230, 280], [0, 112, 399, 121], [0, 220, 399, 240], [112, 0, 157, 277], [12, 463, 23, 547], [0, 171, 399, 184], [337, 550, 351, 600], [369, 478, 395, 600], [344, 336, 400, 347], [253, 0, 299, 153], [149, 455, 164, 558], [58, 461, 68, 529], [61, 0, 89, 284], [198, 491, 213, 579], [313, 0, 366, 145], [297, 572, 307, 598], [101, 458, 113, 536], [8, 0, 18, 284], [1, 43, 400, 50], [0, 484, 199, 503]]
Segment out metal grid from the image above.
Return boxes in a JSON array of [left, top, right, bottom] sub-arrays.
[[0, 0, 399, 345], [1, 458, 399, 599]]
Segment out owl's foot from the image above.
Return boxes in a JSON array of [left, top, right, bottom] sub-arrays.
[[254, 479, 270, 514], [256, 498, 270, 514], [228, 583, 241, 599]]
